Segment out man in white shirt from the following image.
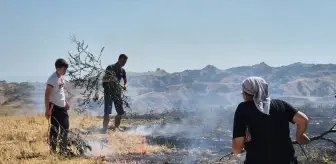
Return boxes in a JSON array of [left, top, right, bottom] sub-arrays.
[[44, 58, 70, 154]]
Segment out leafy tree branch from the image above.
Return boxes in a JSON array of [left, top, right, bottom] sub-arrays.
[[66, 35, 131, 114]]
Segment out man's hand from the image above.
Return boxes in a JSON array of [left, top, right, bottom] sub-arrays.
[[123, 83, 128, 91], [296, 133, 310, 145], [65, 101, 70, 110], [45, 110, 51, 120], [45, 84, 53, 120]]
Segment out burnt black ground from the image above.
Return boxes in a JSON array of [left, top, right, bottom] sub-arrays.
[[80, 104, 336, 164]]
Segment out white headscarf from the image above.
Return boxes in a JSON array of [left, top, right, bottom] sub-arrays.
[[242, 76, 271, 115]]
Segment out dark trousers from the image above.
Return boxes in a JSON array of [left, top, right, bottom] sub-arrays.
[[103, 85, 125, 115], [103, 85, 125, 129], [49, 103, 69, 152]]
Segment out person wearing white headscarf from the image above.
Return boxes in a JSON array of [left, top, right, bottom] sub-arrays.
[[231, 76, 310, 164], [242, 76, 271, 115]]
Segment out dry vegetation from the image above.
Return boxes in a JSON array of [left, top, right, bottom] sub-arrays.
[[0, 114, 170, 164], [1, 113, 335, 164], [0, 104, 336, 164]]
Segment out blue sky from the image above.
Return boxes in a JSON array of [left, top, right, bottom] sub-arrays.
[[1, 0, 336, 82]]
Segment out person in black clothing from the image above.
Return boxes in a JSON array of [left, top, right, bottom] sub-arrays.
[[101, 54, 128, 133], [232, 76, 310, 164]]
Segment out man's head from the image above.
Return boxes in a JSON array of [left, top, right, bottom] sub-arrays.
[[117, 54, 128, 67], [241, 76, 271, 114], [242, 91, 253, 102], [55, 58, 69, 76], [241, 76, 269, 102]]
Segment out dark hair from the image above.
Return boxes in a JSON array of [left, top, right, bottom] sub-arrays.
[[243, 91, 253, 98], [118, 54, 128, 60], [55, 58, 69, 69]]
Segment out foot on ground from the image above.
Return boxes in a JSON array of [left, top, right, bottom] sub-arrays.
[[50, 149, 57, 155], [108, 126, 125, 132], [115, 126, 124, 132], [59, 148, 74, 157], [100, 128, 108, 134]]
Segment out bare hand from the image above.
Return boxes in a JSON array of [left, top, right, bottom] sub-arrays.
[[45, 110, 51, 120], [123, 84, 128, 90], [65, 102, 70, 110], [296, 133, 310, 144]]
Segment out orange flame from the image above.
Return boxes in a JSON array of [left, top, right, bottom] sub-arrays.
[[96, 151, 107, 160], [95, 153, 107, 161], [136, 135, 148, 154]]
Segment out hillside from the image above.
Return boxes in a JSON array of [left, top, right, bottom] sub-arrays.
[[126, 62, 336, 113], [2, 62, 336, 114], [0, 81, 37, 115]]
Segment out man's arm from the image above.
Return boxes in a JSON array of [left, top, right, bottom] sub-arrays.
[[123, 69, 128, 89], [293, 111, 310, 144], [283, 100, 310, 144], [232, 137, 245, 154], [45, 76, 57, 119], [232, 104, 246, 154], [45, 85, 53, 111], [102, 66, 112, 83], [44, 84, 53, 119]]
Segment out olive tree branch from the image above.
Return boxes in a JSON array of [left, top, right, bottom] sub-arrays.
[[67, 35, 131, 114]]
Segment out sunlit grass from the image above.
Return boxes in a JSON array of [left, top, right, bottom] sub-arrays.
[[0, 114, 169, 164]]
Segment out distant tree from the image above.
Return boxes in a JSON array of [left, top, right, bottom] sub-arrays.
[[66, 35, 131, 114]]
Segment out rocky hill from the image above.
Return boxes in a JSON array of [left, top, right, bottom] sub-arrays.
[[2, 62, 336, 115], [0, 80, 36, 115], [126, 62, 336, 113]]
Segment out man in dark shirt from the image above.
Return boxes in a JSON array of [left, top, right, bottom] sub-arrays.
[[232, 76, 310, 164], [101, 54, 128, 133]]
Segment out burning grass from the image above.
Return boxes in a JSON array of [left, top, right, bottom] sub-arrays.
[[0, 106, 335, 164], [0, 114, 170, 164]]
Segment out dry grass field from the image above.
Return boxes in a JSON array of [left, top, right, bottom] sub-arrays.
[[0, 114, 171, 164], [1, 114, 335, 164], [0, 97, 335, 163]]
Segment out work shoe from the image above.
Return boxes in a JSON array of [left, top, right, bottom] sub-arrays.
[[115, 126, 124, 132], [49, 149, 57, 155], [100, 127, 108, 134], [59, 148, 72, 156], [107, 126, 124, 132]]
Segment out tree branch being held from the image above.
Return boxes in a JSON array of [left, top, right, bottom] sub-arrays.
[[67, 35, 131, 114]]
